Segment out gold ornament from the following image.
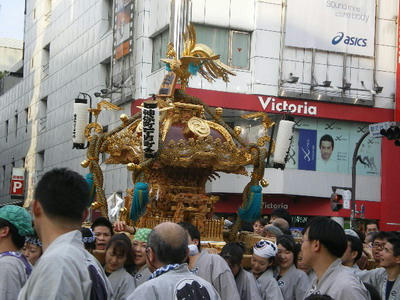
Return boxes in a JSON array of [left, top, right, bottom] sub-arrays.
[[81, 160, 90, 168], [188, 117, 210, 137], [120, 114, 129, 124], [234, 126, 242, 136], [215, 107, 223, 117], [91, 201, 103, 210], [260, 179, 269, 187]]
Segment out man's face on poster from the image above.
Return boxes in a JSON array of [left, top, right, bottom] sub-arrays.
[[320, 140, 333, 161]]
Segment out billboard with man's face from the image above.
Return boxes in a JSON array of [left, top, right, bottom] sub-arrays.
[[286, 118, 380, 176]]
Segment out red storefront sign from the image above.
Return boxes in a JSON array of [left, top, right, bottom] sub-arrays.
[[396, 0, 400, 122], [214, 194, 381, 220], [10, 168, 25, 197], [132, 88, 394, 123]]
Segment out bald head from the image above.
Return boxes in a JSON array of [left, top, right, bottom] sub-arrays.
[[273, 217, 289, 230], [148, 222, 188, 265]]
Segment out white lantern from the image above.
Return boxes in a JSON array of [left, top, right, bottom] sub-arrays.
[[72, 98, 89, 149], [273, 119, 295, 169]]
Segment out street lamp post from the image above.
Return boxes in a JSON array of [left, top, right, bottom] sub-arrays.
[[350, 131, 369, 229]]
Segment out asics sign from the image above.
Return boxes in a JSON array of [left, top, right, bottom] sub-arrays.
[[332, 32, 367, 47]]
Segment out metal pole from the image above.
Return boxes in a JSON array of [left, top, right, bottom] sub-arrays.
[[351, 131, 369, 229]]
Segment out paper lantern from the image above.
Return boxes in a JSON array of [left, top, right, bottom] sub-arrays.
[[72, 98, 89, 149], [273, 120, 294, 168]]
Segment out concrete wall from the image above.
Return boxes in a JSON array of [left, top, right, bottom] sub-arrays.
[[0, 38, 23, 71]]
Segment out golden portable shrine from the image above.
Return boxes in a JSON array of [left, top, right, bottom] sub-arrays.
[[80, 25, 291, 247]]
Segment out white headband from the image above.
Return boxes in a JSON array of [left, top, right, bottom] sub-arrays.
[[253, 240, 278, 259]]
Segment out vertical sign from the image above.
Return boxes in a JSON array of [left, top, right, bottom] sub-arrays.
[[142, 102, 159, 158], [10, 168, 25, 197], [298, 129, 317, 171], [114, 0, 134, 60]]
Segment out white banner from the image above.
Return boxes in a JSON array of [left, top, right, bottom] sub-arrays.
[[285, 0, 376, 57]]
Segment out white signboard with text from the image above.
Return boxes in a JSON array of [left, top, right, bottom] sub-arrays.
[[285, 0, 376, 57]]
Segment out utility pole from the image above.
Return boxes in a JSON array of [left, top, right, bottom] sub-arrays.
[[350, 131, 369, 229]]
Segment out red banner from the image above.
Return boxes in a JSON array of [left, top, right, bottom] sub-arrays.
[[396, 1, 400, 122], [132, 89, 394, 123]]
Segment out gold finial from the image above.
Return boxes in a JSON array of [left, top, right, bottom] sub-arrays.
[[127, 163, 136, 171], [234, 126, 242, 136], [120, 114, 129, 124], [260, 179, 269, 187], [81, 160, 90, 168]]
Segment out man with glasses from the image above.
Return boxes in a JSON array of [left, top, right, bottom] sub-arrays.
[[371, 232, 396, 267], [301, 217, 369, 300], [358, 238, 400, 300]]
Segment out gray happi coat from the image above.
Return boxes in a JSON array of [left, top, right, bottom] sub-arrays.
[[127, 263, 220, 300], [132, 265, 151, 287], [275, 265, 309, 300], [0, 254, 30, 300], [108, 267, 135, 300], [18, 230, 113, 300], [235, 268, 262, 300], [358, 267, 400, 300], [255, 268, 284, 300], [191, 250, 240, 300], [305, 259, 370, 300]]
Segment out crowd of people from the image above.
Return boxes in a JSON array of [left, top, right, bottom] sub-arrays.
[[0, 167, 399, 299]]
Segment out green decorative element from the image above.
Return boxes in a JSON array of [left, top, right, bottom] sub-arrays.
[[129, 182, 149, 221], [0, 205, 34, 236], [133, 228, 152, 242], [85, 173, 95, 206], [238, 185, 262, 223]]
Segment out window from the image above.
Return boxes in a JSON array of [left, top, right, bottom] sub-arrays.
[[100, 57, 111, 87], [152, 29, 169, 72], [25, 108, 29, 133], [195, 25, 250, 70], [42, 44, 50, 78], [151, 25, 250, 71], [39, 97, 47, 133], [14, 114, 18, 137], [37, 151, 45, 171], [5, 120, 9, 143]]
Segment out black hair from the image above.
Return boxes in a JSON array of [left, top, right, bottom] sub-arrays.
[[387, 237, 400, 257], [303, 217, 347, 258], [277, 235, 299, 266], [254, 218, 268, 227], [106, 234, 133, 267], [270, 208, 292, 227], [148, 228, 188, 265], [91, 217, 114, 236], [319, 134, 334, 150], [178, 222, 201, 251], [34, 168, 90, 222], [346, 235, 363, 263], [220, 242, 245, 267], [305, 295, 334, 300], [372, 231, 396, 243], [354, 229, 365, 245], [365, 220, 379, 230], [363, 282, 381, 300], [0, 218, 25, 249], [80, 227, 96, 251]]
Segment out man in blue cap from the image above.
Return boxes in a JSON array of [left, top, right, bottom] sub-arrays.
[[0, 205, 34, 300]]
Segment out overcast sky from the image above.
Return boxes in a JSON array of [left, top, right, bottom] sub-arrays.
[[0, 0, 25, 40]]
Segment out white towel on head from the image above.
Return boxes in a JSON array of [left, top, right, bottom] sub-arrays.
[[253, 240, 278, 258]]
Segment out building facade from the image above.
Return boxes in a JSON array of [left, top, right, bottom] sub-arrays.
[[0, 0, 399, 229]]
